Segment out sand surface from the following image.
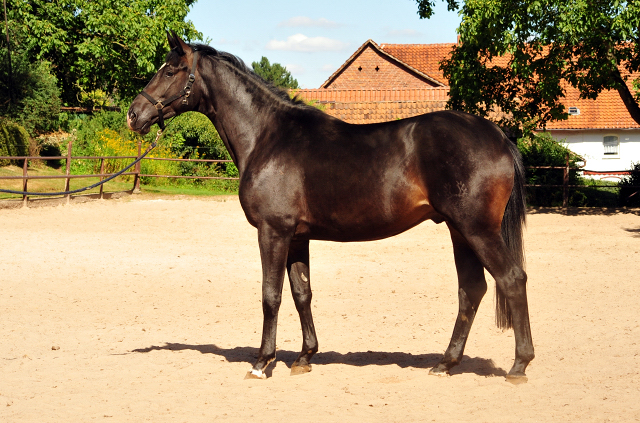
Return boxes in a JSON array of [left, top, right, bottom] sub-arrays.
[[1, 196, 639, 422]]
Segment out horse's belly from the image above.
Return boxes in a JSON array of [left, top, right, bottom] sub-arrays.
[[302, 201, 442, 242]]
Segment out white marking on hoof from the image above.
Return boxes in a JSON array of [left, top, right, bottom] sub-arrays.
[[429, 368, 450, 377], [244, 369, 266, 380]]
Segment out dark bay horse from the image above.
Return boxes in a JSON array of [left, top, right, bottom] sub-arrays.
[[127, 33, 534, 382]]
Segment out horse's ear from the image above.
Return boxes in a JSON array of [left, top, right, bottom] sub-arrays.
[[167, 30, 189, 56], [167, 31, 178, 50]]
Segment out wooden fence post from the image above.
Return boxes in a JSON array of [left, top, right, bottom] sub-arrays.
[[562, 153, 569, 209], [133, 141, 141, 193], [99, 158, 105, 199], [22, 157, 28, 207], [65, 138, 72, 203]]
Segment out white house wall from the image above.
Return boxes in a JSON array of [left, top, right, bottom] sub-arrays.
[[547, 129, 640, 179]]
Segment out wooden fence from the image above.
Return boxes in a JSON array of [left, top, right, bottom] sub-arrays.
[[1, 142, 638, 208], [0, 140, 237, 206]]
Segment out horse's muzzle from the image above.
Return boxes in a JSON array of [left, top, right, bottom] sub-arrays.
[[126, 108, 151, 135]]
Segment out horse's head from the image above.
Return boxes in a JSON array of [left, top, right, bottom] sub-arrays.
[[127, 32, 199, 135]]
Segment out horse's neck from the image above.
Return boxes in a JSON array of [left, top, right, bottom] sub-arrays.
[[199, 61, 286, 174]]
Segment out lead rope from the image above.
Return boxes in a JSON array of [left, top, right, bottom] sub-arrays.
[[0, 130, 162, 197]]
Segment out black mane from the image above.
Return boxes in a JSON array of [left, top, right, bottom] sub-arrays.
[[166, 43, 312, 110]]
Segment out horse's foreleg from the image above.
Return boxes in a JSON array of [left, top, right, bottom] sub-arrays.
[[430, 226, 487, 376], [246, 225, 290, 380], [287, 239, 318, 375]]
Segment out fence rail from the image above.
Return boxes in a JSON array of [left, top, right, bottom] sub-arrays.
[[1, 142, 639, 208], [524, 154, 639, 207], [0, 140, 238, 206]]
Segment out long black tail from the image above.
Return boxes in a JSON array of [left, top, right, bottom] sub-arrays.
[[496, 140, 527, 330]]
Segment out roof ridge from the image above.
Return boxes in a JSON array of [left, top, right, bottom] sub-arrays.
[[379, 42, 456, 47]]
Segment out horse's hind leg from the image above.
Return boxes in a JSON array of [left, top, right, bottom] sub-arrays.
[[430, 225, 487, 376], [286, 239, 318, 375], [461, 230, 534, 382]]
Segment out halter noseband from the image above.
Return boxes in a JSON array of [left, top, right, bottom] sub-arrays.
[[141, 51, 199, 130]]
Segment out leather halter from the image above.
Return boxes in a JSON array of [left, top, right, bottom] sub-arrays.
[[140, 51, 198, 130]]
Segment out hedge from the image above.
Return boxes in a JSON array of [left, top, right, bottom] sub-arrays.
[[0, 119, 30, 166]]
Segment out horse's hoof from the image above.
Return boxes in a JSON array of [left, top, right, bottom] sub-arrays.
[[505, 373, 528, 385], [290, 364, 312, 376], [244, 369, 267, 380], [429, 366, 450, 377]]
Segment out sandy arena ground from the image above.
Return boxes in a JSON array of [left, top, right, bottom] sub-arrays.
[[1, 196, 639, 422]]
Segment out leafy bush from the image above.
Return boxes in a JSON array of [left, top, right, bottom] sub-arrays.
[[518, 133, 624, 207], [619, 162, 640, 207], [0, 119, 29, 166], [0, 51, 61, 136], [518, 132, 583, 206], [65, 110, 238, 190], [36, 132, 70, 169], [160, 112, 238, 177]]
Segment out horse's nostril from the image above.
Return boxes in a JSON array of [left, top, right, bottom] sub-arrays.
[[129, 111, 137, 122]]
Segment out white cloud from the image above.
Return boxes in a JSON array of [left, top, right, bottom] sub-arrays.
[[321, 64, 336, 72], [285, 63, 306, 75], [266, 34, 348, 52], [278, 16, 341, 28]]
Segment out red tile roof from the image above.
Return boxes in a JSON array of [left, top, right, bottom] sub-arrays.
[[294, 89, 448, 124], [377, 43, 455, 86], [294, 88, 449, 103], [309, 40, 640, 129], [547, 82, 640, 130]]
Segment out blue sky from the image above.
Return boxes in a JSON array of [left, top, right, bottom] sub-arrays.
[[186, 0, 461, 89]]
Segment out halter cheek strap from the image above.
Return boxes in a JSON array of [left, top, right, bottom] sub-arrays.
[[141, 51, 199, 130]]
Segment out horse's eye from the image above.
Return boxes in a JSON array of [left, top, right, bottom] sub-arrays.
[[166, 70, 174, 77]]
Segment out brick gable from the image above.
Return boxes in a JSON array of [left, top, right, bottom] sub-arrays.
[[321, 40, 444, 90]]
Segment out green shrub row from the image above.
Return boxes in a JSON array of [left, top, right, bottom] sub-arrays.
[[0, 119, 29, 166], [59, 110, 238, 192]]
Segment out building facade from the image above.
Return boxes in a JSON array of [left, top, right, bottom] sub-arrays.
[[295, 40, 640, 178]]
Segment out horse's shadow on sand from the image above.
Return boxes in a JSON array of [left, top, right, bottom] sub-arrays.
[[130, 343, 507, 377]]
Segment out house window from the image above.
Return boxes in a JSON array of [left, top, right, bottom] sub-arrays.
[[603, 135, 619, 155]]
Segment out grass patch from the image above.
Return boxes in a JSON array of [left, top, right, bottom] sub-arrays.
[[139, 183, 238, 197]]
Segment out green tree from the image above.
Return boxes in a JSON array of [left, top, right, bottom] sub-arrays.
[[2, 0, 201, 106], [415, 0, 640, 135], [0, 48, 60, 135], [252, 57, 299, 89]]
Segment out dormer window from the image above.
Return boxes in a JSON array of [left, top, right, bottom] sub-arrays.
[[568, 107, 580, 115], [603, 135, 619, 156]]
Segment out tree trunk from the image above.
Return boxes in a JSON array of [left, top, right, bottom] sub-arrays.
[[614, 69, 640, 126], [3, 0, 12, 104]]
